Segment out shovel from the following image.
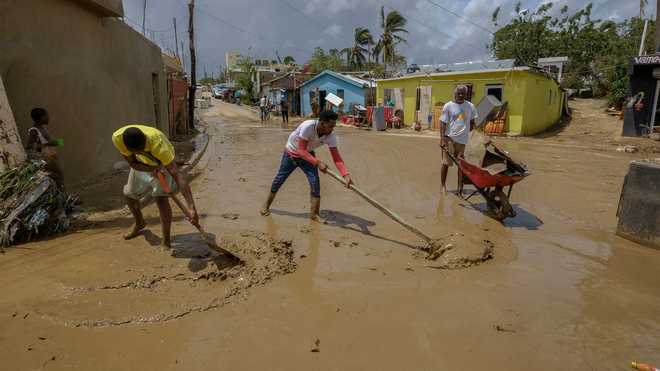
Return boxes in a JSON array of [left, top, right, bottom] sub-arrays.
[[323, 169, 442, 252], [156, 171, 243, 262]]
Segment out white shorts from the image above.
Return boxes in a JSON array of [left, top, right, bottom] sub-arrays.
[[123, 169, 177, 200]]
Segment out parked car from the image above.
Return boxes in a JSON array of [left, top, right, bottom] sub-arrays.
[[212, 86, 224, 99]]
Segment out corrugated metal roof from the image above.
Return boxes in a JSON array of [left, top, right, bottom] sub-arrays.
[[378, 66, 529, 82], [301, 70, 376, 89], [412, 59, 516, 75], [341, 74, 376, 88]]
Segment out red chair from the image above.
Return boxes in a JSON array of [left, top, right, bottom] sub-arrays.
[[384, 107, 394, 128], [366, 106, 374, 125]]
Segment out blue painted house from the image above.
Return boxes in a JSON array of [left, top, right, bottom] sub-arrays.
[[300, 70, 375, 116]]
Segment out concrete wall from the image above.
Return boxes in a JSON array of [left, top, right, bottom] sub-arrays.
[[376, 70, 562, 135], [518, 72, 564, 135], [0, 0, 168, 182], [616, 160, 660, 249], [75, 0, 123, 17], [0, 75, 26, 172], [301, 74, 365, 116]]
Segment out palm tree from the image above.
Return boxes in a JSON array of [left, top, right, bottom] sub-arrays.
[[348, 27, 374, 70], [374, 6, 408, 72], [283, 55, 295, 65]]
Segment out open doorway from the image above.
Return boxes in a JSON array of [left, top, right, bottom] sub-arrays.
[[485, 84, 504, 102], [319, 90, 327, 110]]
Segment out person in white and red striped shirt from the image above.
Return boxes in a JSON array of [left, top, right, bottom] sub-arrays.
[[261, 111, 353, 222]]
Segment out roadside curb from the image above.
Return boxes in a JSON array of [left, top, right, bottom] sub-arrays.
[[184, 131, 209, 173]]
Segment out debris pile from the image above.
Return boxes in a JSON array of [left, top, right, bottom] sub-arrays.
[[0, 161, 74, 249]]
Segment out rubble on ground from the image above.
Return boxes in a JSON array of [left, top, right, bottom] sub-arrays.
[[0, 161, 75, 249], [617, 145, 639, 153]]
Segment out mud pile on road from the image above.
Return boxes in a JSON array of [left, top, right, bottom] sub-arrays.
[[51, 230, 297, 328], [422, 232, 495, 269], [217, 230, 298, 295]]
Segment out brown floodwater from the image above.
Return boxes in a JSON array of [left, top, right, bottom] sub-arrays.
[[0, 101, 658, 370]]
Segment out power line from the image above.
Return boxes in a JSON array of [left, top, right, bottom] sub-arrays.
[[124, 16, 174, 34], [426, 0, 495, 35], [175, 0, 312, 57], [384, 5, 490, 56], [274, 0, 341, 39]]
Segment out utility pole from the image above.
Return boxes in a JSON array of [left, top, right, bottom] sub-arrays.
[[141, 0, 147, 35], [173, 17, 180, 60], [656, 0, 660, 53], [188, 0, 196, 130], [639, 19, 649, 56]]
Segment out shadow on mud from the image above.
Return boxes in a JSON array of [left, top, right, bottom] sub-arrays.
[[169, 232, 240, 272], [467, 202, 544, 230], [269, 208, 419, 250]]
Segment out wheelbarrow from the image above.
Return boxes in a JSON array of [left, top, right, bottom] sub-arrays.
[[443, 144, 530, 221]]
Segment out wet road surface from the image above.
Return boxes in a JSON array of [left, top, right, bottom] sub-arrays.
[[0, 101, 658, 370]]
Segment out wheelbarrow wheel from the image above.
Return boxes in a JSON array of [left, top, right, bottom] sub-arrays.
[[486, 188, 515, 221]]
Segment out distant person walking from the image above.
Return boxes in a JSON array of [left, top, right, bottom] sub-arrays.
[[439, 85, 478, 195], [280, 98, 289, 126], [260, 95, 268, 123]]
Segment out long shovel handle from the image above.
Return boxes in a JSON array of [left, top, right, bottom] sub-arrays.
[[324, 169, 434, 245], [155, 170, 196, 226], [156, 170, 241, 261]]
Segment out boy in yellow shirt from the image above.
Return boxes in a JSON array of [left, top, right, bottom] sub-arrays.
[[112, 125, 198, 247]]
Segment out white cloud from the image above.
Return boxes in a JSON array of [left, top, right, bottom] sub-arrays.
[[122, 0, 649, 72], [304, 0, 354, 15], [323, 24, 343, 37]]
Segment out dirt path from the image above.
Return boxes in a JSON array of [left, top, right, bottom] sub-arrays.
[[527, 98, 660, 154], [1, 99, 659, 370]]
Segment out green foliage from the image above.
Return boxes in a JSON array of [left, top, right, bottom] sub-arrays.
[[490, 2, 656, 107], [309, 47, 346, 73], [0, 162, 42, 201], [236, 56, 256, 100]]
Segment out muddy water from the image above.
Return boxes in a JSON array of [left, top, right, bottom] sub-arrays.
[[1, 101, 659, 370]]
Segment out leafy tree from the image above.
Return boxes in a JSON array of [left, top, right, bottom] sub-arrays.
[[236, 56, 256, 103], [490, 2, 656, 107], [309, 48, 346, 73]]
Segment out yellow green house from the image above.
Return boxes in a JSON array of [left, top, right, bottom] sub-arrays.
[[376, 67, 564, 135]]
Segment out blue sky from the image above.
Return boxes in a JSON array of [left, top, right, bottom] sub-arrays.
[[123, 0, 653, 76]]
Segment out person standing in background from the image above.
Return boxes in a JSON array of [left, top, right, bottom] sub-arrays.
[[439, 85, 478, 196], [280, 98, 289, 126]]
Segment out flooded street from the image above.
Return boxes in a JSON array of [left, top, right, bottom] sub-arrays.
[[1, 101, 659, 370]]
